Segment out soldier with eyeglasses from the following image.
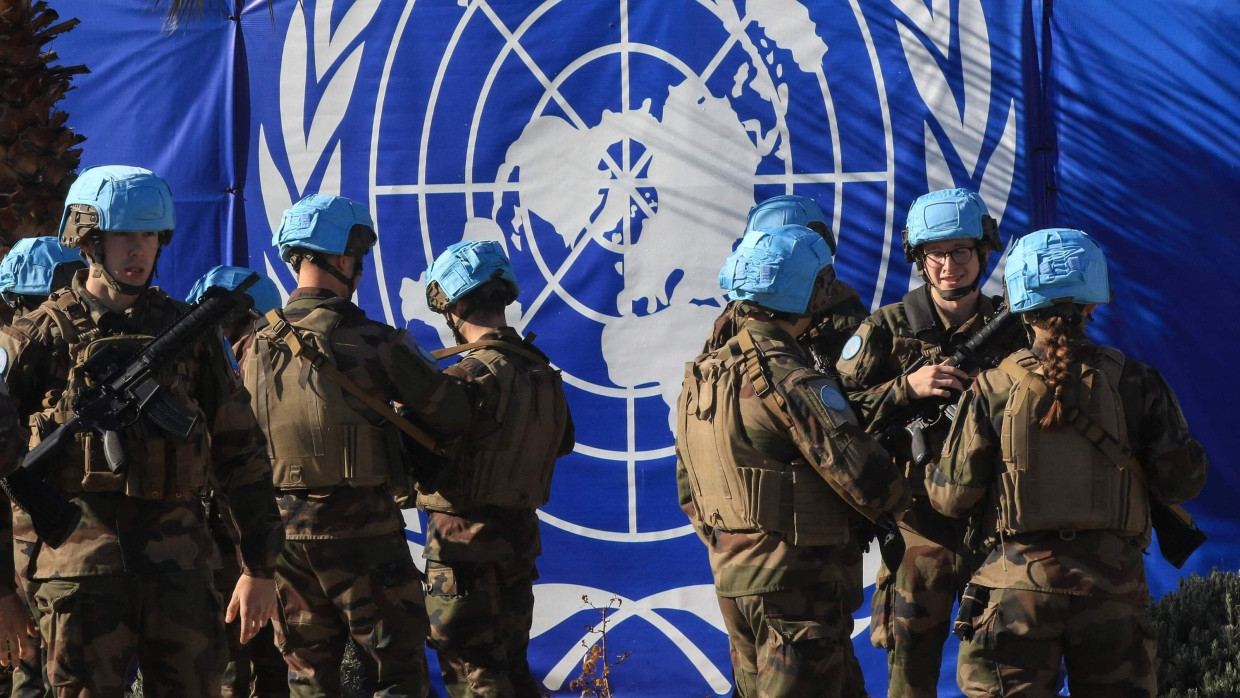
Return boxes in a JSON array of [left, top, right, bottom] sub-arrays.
[[835, 188, 1028, 698]]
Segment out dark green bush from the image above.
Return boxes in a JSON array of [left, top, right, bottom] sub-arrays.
[[1148, 569, 1240, 698]]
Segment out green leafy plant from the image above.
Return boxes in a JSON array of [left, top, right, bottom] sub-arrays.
[[1148, 569, 1240, 697]]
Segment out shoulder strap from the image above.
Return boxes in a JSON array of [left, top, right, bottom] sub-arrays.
[[431, 337, 550, 365], [901, 285, 939, 340], [262, 309, 442, 454], [1000, 351, 1143, 477]]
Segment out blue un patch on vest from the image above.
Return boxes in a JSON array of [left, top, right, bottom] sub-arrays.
[[819, 384, 847, 411], [0, 347, 8, 379], [841, 334, 863, 361]]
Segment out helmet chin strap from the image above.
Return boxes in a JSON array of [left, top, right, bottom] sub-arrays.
[[441, 300, 479, 345], [87, 237, 158, 296], [921, 247, 990, 303], [304, 251, 366, 296]]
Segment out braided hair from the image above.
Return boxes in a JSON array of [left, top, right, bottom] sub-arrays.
[[1027, 304, 1091, 430]]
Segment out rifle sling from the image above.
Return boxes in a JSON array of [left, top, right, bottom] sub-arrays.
[[431, 338, 549, 365], [263, 309, 440, 454], [737, 327, 886, 525], [996, 356, 1196, 526]]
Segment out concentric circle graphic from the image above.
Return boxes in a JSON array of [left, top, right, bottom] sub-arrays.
[[368, 0, 895, 542]]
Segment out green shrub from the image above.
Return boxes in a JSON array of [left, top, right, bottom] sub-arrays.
[[1148, 569, 1240, 697]]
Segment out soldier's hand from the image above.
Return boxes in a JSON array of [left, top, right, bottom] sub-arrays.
[[227, 574, 278, 644], [0, 591, 32, 667], [906, 363, 969, 399]]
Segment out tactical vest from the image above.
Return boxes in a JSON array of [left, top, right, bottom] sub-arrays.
[[244, 307, 404, 492], [994, 347, 1148, 537], [27, 290, 210, 501], [417, 341, 569, 512], [677, 331, 849, 546]]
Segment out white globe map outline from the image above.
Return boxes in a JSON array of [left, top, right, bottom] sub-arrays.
[[250, 0, 1017, 691], [366, 0, 896, 544]]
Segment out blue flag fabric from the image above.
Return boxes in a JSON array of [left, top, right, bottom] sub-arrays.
[[46, 1, 1240, 695]]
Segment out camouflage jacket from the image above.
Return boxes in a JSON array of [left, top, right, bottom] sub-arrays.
[[701, 278, 869, 366], [836, 285, 1025, 495], [676, 319, 908, 597], [0, 276, 283, 579], [423, 327, 575, 566], [237, 287, 472, 541], [928, 344, 1209, 605]]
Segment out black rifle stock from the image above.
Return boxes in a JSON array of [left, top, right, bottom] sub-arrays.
[[2, 273, 260, 548]]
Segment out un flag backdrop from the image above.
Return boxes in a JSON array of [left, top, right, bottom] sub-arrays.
[[45, 0, 1240, 696]]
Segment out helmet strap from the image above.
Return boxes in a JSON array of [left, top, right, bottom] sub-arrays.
[[85, 233, 154, 297], [305, 251, 360, 292]]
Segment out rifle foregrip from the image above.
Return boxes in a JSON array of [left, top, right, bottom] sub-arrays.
[[1, 468, 82, 549]]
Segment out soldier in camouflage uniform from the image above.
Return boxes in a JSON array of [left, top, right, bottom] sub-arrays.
[[237, 194, 472, 697], [702, 195, 869, 365], [0, 236, 86, 697], [0, 165, 284, 697], [677, 224, 909, 698], [187, 266, 290, 698], [419, 240, 574, 697], [929, 228, 1208, 697], [835, 188, 1027, 698]]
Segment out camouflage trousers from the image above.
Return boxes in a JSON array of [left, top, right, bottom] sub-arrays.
[[956, 587, 1155, 698], [32, 570, 225, 697], [718, 581, 866, 698], [870, 499, 982, 698], [11, 578, 51, 698], [424, 559, 540, 698], [273, 533, 429, 697]]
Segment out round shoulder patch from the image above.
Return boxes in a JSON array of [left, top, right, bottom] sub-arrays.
[[399, 330, 438, 367], [0, 347, 8, 378], [840, 334, 863, 361], [221, 335, 240, 376], [819, 384, 848, 411]]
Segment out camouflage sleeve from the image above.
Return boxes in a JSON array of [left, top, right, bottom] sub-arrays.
[[0, 493, 14, 597], [385, 329, 472, 440], [779, 363, 910, 515], [1128, 364, 1209, 505], [928, 380, 999, 518], [834, 316, 914, 430], [197, 332, 282, 577], [0, 320, 57, 477]]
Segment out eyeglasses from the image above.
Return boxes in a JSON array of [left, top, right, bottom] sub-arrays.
[[921, 245, 976, 267]]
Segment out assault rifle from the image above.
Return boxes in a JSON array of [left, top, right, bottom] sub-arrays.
[[1, 274, 260, 549], [883, 307, 1020, 468]]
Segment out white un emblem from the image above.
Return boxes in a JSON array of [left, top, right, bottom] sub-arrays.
[[257, 0, 917, 693]]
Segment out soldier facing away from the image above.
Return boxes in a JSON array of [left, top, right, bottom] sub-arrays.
[[0, 165, 284, 697], [677, 223, 909, 697], [836, 188, 1027, 698], [702, 194, 869, 366], [186, 265, 290, 698], [236, 194, 473, 697], [420, 239, 574, 697], [929, 228, 1209, 697]]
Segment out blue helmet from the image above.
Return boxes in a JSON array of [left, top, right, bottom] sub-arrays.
[[745, 195, 836, 254], [185, 265, 282, 314], [0, 236, 85, 299], [719, 224, 834, 315], [58, 165, 176, 248], [425, 240, 520, 313], [1005, 228, 1110, 313], [902, 188, 999, 262], [273, 194, 376, 262]]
